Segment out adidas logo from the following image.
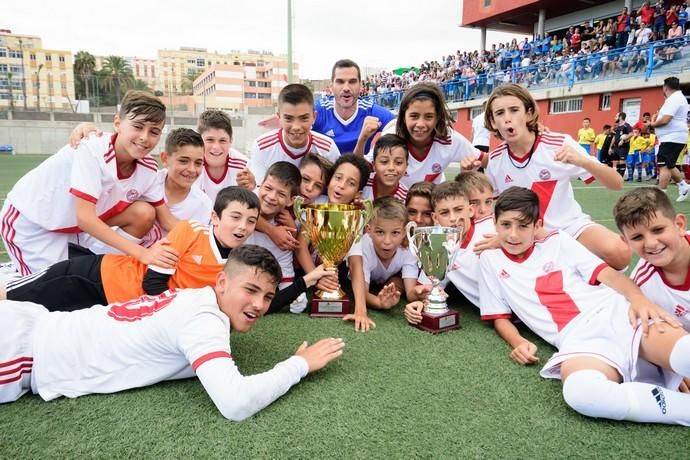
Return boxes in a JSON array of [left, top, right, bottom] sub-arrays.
[[499, 269, 510, 279], [651, 387, 667, 414], [192, 255, 202, 264], [675, 304, 688, 317], [325, 129, 335, 137], [505, 174, 513, 183]]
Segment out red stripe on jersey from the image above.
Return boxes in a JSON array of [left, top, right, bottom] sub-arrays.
[[633, 261, 655, 286], [311, 135, 332, 150], [136, 159, 158, 173], [481, 313, 512, 321], [589, 262, 609, 285], [489, 144, 508, 160], [0, 356, 33, 369], [541, 134, 565, 143], [475, 215, 493, 224], [257, 132, 280, 148], [0, 368, 32, 385], [535, 270, 581, 332], [1, 206, 31, 276], [53, 200, 132, 233], [583, 176, 596, 184], [530, 180, 557, 222], [70, 188, 98, 204], [281, 277, 295, 282], [192, 351, 233, 371], [0, 360, 33, 377], [434, 136, 452, 145]]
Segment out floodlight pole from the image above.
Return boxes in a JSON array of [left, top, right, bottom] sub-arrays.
[[287, 0, 293, 83]]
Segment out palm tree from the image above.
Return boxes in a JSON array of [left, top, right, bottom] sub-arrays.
[[130, 79, 153, 93], [74, 51, 96, 101], [6, 72, 14, 110], [101, 56, 134, 103], [181, 69, 203, 95]]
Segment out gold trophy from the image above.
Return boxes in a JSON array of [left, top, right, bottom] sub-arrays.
[[406, 222, 462, 333], [294, 197, 373, 317]]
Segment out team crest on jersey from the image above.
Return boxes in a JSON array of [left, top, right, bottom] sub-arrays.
[[432, 163, 442, 174], [542, 262, 554, 273], [126, 189, 140, 201], [675, 304, 688, 317], [504, 174, 513, 183], [539, 169, 551, 180], [499, 269, 510, 279]]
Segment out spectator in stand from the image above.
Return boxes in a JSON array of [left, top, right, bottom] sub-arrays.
[[667, 4, 680, 31], [679, 5, 688, 33], [617, 7, 632, 49], [653, 2, 667, 37], [604, 18, 617, 47], [570, 27, 582, 52], [639, 1, 655, 26], [636, 21, 653, 45]]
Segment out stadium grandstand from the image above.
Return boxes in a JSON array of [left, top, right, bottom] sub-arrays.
[[357, 0, 690, 148]]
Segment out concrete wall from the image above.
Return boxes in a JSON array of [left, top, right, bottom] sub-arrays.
[[0, 112, 273, 155]]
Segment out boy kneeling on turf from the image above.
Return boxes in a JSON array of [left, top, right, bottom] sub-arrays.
[[0, 245, 345, 422], [479, 186, 690, 425]]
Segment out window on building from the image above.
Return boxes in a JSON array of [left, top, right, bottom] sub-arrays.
[[59, 55, 65, 63], [45, 55, 52, 62], [9, 50, 22, 59], [0, 48, 6, 57], [621, 98, 642, 125], [245, 92, 257, 99], [0, 64, 7, 73], [196, 58, 205, 67], [30, 53, 36, 60], [484, 0, 491, 6], [469, 106, 484, 120], [258, 93, 271, 100], [247, 81, 257, 87], [10, 65, 22, 74], [550, 97, 583, 114], [600, 94, 611, 111]]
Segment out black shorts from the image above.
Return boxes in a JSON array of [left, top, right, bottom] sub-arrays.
[[657, 142, 687, 168], [615, 145, 629, 161], [6, 255, 107, 311]]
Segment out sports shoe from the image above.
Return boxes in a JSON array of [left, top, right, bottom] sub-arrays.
[[290, 293, 308, 314], [0, 262, 20, 290], [676, 188, 690, 202]]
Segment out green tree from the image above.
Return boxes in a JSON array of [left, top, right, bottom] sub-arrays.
[[101, 55, 134, 103], [130, 79, 153, 93], [180, 69, 203, 95], [6, 72, 14, 110], [74, 51, 96, 101]]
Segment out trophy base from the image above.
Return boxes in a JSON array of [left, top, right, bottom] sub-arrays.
[[414, 309, 461, 334], [310, 296, 350, 318]]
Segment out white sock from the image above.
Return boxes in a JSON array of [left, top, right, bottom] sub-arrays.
[[563, 369, 690, 426], [679, 180, 689, 192], [669, 334, 690, 377]]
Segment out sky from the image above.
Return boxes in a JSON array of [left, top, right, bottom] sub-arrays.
[[5, 0, 526, 79]]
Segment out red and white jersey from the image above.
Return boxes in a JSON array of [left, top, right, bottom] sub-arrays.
[[7, 133, 164, 233], [195, 149, 249, 203], [478, 230, 623, 348], [486, 133, 597, 233], [360, 173, 408, 202], [246, 224, 295, 282], [442, 215, 496, 307], [248, 129, 340, 184], [348, 233, 418, 285], [631, 237, 690, 330]]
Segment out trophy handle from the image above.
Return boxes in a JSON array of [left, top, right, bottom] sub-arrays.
[[406, 221, 418, 258], [353, 199, 374, 243], [293, 196, 306, 230]]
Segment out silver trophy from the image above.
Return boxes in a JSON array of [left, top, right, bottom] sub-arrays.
[[406, 222, 462, 332]]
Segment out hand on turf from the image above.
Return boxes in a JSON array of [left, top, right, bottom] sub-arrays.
[[554, 144, 585, 167], [235, 168, 256, 190], [404, 301, 424, 325], [269, 225, 299, 251], [376, 283, 400, 310], [460, 154, 482, 170], [304, 265, 338, 289], [343, 312, 376, 332], [679, 377, 690, 393], [473, 233, 500, 254], [628, 298, 682, 336], [275, 209, 297, 229], [359, 116, 381, 141], [140, 239, 179, 269], [69, 122, 102, 148], [511, 341, 539, 365], [315, 274, 340, 293], [295, 338, 345, 373]]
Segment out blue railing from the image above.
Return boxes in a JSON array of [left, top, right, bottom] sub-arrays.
[[363, 35, 690, 111]]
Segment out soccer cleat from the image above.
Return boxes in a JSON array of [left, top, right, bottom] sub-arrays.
[[677, 188, 690, 202]]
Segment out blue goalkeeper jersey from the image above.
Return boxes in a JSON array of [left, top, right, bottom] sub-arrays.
[[313, 97, 395, 154]]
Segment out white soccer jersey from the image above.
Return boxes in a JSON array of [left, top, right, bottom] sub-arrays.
[[360, 173, 408, 202], [246, 224, 295, 282], [631, 239, 690, 330], [348, 233, 418, 285], [7, 133, 164, 232], [375, 124, 479, 188], [486, 133, 597, 234], [443, 215, 496, 307], [195, 149, 249, 203], [248, 129, 340, 184], [478, 230, 621, 348]]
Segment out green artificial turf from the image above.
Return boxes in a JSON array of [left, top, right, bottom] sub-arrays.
[[1, 156, 689, 458]]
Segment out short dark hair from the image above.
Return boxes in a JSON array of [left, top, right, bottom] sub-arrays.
[[494, 187, 540, 224], [397, 83, 454, 141], [431, 181, 468, 209], [331, 59, 361, 81], [603, 124, 612, 130], [618, 112, 627, 120], [613, 187, 677, 232], [214, 186, 260, 216], [278, 83, 314, 107], [224, 244, 282, 287], [331, 154, 371, 191], [264, 161, 302, 197], [300, 153, 333, 187], [164, 128, 204, 154], [405, 181, 434, 207], [118, 90, 166, 124], [373, 134, 408, 162], [197, 109, 233, 138], [583, 117, 591, 122], [664, 76, 681, 91]]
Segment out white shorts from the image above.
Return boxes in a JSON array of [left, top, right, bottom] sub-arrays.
[[0, 201, 69, 276], [0, 300, 48, 403], [560, 214, 596, 239], [539, 301, 683, 390]]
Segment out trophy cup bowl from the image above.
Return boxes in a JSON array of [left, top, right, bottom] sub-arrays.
[[294, 197, 373, 317], [406, 221, 462, 333]]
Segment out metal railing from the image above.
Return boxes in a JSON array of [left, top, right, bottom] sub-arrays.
[[361, 35, 690, 111]]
